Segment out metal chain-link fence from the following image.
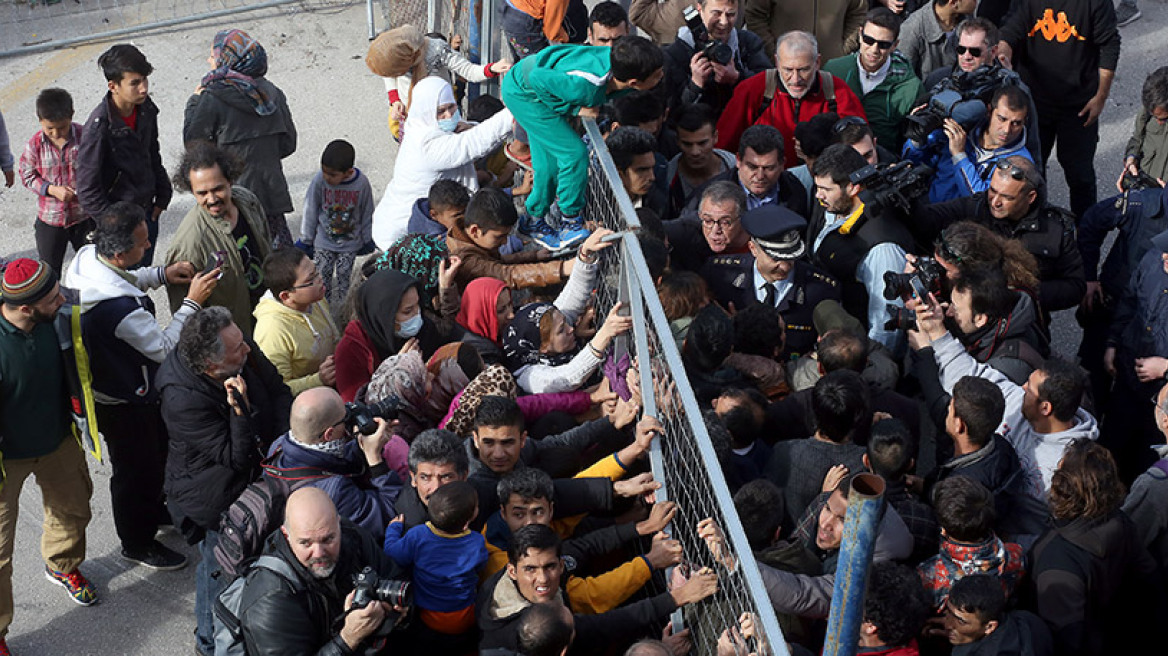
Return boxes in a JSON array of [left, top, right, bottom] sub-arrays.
[[0, 0, 362, 58], [582, 119, 788, 656]]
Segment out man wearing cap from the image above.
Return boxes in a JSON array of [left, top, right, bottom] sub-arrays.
[[0, 259, 97, 653], [702, 204, 840, 360], [1100, 229, 1168, 483]]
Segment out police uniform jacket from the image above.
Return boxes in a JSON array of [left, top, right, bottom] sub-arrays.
[[701, 254, 840, 360]]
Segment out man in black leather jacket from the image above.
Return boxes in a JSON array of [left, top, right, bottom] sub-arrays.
[[237, 487, 406, 656]]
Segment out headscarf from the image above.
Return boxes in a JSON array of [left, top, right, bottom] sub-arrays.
[[503, 302, 576, 371], [367, 233, 448, 310], [201, 29, 276, 115], [403, 76, 457, 137], [366, 350, 431, 442], [355, 267, 420, 363], [425, 343, 482, 423], [443, 364, 517, 437], [457, 277, 508, 344]]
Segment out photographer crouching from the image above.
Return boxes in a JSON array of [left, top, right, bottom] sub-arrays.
[[235, 487, 408, 655]]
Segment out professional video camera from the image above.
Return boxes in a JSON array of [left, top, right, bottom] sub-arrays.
[[352, 567, 413, 609], [683, 5, 732, 66], [904, 65, 1012, 144], [849, 161, 933, 217], [344, 397, 400, 436]]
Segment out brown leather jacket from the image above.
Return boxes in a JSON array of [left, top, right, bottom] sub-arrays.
[[446, 224, 565, 291]]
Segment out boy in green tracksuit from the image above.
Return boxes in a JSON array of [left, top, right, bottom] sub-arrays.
[[501, 36, 663, 250]]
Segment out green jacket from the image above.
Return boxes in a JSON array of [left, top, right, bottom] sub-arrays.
[[165, 186, 271, 336], [823, 51, 923, 150], [504, 44, 619, 115]]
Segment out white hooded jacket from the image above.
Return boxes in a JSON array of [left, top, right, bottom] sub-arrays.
[[65, 245, 198, 365], [372, 76, 513, 248]]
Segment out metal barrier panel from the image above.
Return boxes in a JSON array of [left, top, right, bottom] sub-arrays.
[[0, 0, 360, 58], [583, 118, 788, 655]]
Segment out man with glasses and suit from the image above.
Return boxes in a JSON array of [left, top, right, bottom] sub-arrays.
[[910, 155, 1086, 313], [823, 8, 924, 150]]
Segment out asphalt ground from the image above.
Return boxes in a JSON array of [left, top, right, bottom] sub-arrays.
[[0, 1, 1165, 652]]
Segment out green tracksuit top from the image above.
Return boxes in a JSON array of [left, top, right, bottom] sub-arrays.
[[505, 44, 618, 116]]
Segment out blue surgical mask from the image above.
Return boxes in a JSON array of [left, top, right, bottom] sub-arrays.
[[396, 312, 423, 338], [436, 108, 461, 133]]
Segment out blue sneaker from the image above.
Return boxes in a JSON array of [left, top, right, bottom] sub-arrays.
[[557, 216, 590, 250], [519, 215, 562, 250]]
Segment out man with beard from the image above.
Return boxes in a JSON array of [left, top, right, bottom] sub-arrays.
[[165, 141, 273, 336], [0, 260, 97, 654], [236, 487, 406, 655]]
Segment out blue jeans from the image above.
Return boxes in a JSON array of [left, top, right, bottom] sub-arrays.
[[502, 3, 548, 60], [195, 530, 226, 656]]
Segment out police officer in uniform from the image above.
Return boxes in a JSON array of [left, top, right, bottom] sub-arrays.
[[702, 205, 841, 360]]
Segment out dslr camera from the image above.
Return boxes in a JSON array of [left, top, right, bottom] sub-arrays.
[[351, 566, 412, 609], [683, 5, 733, 66], [882, 257, 946, 332], [849, 161, 933, 217], [344, 397, 400, 436], [904, 65, 1011, 145]]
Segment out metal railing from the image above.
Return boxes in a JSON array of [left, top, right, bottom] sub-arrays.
[[583, 118, 788, 656], [0, 0, 365, 58]]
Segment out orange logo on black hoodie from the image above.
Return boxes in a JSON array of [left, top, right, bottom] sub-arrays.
[[1028, 8, 1087, 42]]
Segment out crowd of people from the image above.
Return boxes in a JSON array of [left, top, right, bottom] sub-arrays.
[[0, 0, 1166, 654]]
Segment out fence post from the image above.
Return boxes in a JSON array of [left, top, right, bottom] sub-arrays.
[[823, 473, 886, 656]]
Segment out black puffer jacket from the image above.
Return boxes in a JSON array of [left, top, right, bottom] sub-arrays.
[[183, 79, 297, 215], [238, 519, 402, 656], [158, 340, 292, 540]]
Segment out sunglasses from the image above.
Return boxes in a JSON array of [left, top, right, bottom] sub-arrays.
[[833, 115, 868, 134], [955, 45, 984, 57], [861, 33, 894, 50], [994, 159, 1027, 181]]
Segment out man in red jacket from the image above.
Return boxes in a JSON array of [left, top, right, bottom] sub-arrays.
[[716, 30, 867, 167]]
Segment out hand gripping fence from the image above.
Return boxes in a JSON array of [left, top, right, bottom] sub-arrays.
[[581, 118, 788, 656]]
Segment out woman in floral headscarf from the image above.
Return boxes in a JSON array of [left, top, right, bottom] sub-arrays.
[[184, 28, 298, 247]]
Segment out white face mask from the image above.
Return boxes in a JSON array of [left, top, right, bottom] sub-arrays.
[[396, 312, 423, 338]]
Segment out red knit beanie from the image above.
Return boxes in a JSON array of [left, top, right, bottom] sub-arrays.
[[1, 258, 57, 305]]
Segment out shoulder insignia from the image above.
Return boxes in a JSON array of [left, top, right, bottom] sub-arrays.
[[795, 287, 805, 305], [733, 273, 748, 288], [811, 271, 839, 286]]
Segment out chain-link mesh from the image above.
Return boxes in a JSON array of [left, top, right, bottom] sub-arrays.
[[0, 0, 359, 57], [582, 119, 788, 655]]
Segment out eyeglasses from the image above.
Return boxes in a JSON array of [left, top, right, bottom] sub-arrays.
[[934, 237, 962, 264], [832, 115, 868, 135], [860, 33, 893, 50], [701, 217, 737, 231], [955, 45, 984, 57], [318, 417, 347, 441], [291, 269, 323, 289]]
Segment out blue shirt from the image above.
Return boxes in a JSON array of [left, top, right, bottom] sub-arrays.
[[383, 521, 488, 612]]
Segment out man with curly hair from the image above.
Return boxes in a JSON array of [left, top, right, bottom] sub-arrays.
[[165, 141, 272, 336]]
